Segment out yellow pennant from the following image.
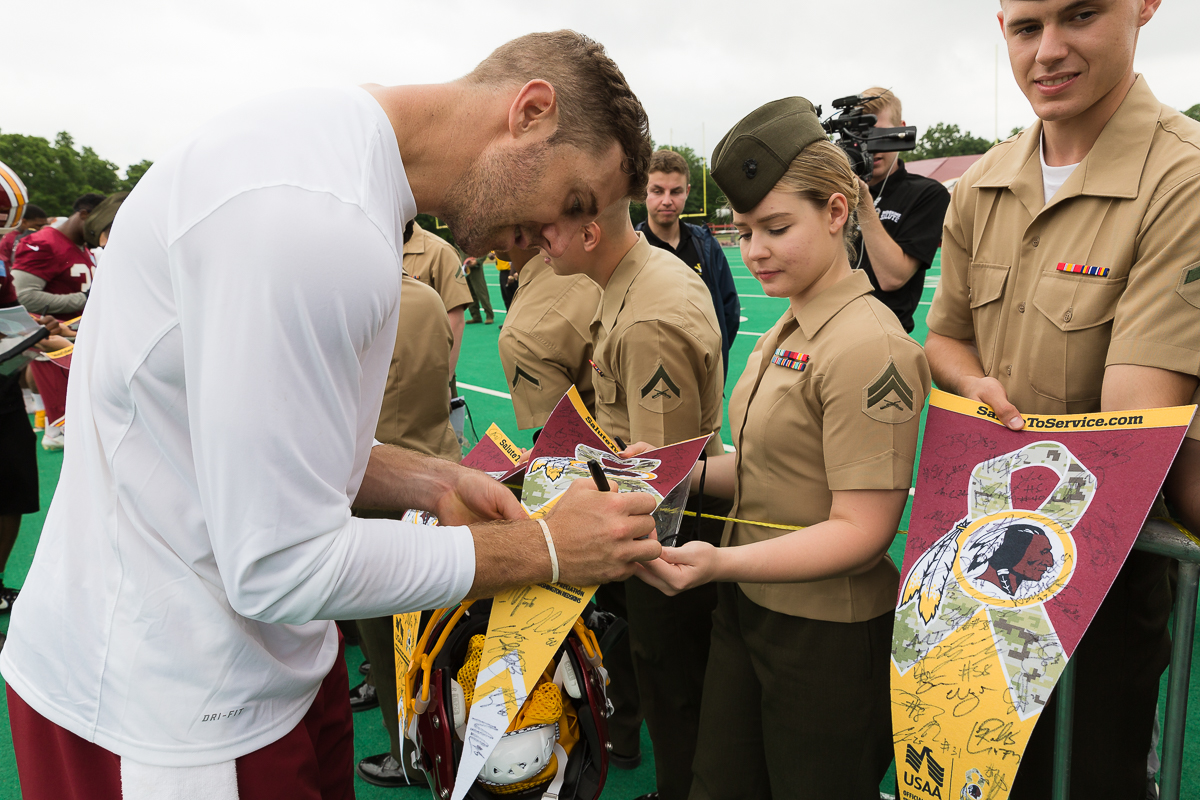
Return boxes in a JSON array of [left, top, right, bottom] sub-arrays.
[[393, 610, 421, 743], [451, 498, 596, 800]]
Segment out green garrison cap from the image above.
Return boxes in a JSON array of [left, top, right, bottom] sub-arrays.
[[711, 97, 826, 213], [83, 191, 129, 248]]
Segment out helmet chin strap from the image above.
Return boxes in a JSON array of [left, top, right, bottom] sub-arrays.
[[540, 743, 570, 800]]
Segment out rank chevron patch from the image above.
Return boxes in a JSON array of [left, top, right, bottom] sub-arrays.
[[639, 364, 683, 414], [640, 365, 680, 400], [863, 358, 917, 423], [511, 364, 541, 389]]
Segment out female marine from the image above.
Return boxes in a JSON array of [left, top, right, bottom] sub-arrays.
[[635, 98, 930, 799]]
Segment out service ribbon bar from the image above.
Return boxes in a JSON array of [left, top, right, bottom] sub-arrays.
[[771, 349, 809, 371], [1056, 262, 1110, 278]]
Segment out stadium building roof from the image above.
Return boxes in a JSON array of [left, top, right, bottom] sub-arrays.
[[905, 154, 985, 185]]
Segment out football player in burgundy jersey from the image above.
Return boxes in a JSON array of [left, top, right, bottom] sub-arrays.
[[12, 193, 104, 449], [12, 194, 103, 318]]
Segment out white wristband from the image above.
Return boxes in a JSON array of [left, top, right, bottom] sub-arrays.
[[537, 518, 559, 585]]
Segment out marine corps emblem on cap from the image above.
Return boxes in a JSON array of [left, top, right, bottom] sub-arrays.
[[711, 97, 827, 214]]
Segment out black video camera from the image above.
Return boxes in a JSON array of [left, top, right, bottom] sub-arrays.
[[819, 94, 917, 179]]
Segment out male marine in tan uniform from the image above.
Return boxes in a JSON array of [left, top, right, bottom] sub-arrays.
[[353, 275, 461, 788], [497, 245, 601, 429], [926, 1, 1200, 796], [403, 220, 473, 376], [546, 198, 727, 800]]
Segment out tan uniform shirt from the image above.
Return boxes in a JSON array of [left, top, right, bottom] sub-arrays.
[[402, 222, 473, 313], [928, 76, 1200, 440], [591, 234, 725, 456], [726, 271, 929, 622], [497, 258, 601, 429], [373, 276, 461, 462]]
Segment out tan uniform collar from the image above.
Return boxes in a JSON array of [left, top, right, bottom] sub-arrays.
[[793, 270, 874, 339], [402, 224, 427, 255], [598, 233, 652, 332], [972, 75, 1159, 216], [518, 255, 552, 289]]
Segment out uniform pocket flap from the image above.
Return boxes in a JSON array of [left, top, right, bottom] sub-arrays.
[[1033, 273, 1127, 331], [967, 263, 1010, 309], [594, 373, 618, 405]]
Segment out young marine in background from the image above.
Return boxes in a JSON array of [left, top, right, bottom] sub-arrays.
[[544, 196, 728, 800], [636, 98, 930, 800], [496, 245, 601, 430], [403, 219, 472, 377]]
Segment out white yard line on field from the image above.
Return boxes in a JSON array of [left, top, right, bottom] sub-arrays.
[[457, 382, 512, 399]]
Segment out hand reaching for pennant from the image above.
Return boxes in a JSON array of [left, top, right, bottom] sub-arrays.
[[433, 464, 527, 527]]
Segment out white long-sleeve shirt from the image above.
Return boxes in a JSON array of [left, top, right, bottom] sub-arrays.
[[1, 87, 476, 766]]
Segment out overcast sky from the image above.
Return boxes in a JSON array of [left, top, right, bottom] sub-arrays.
[[4, 0, 1198, 174]]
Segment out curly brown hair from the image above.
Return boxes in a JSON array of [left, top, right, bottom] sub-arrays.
[[467, 31, 653, 199]]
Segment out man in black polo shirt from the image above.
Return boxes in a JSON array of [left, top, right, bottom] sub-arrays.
[[636, 149, 739, 377], [853, 87, 951, 333]]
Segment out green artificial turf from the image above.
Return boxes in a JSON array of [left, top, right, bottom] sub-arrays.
[[1, 249, 1197, 798]]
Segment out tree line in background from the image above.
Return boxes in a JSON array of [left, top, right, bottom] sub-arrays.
[[7, 104, 1200, 226], [0, 129, 152, 218]]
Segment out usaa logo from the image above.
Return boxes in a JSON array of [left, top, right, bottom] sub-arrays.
[[902, 745, 945, 799]]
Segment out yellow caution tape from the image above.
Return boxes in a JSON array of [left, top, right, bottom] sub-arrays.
[[679, 509, 803, 531]]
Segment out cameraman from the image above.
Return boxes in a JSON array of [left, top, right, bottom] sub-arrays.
[[852, 88, 950, 333]]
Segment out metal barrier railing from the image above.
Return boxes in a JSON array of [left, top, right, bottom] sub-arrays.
[[1052, 519, 1200, 800]]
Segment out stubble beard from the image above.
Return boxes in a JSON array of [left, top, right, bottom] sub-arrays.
[[441, 141, 550, 256]]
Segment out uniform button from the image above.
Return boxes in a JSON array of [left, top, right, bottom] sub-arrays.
[[1018, 302, 1026, 313], [1063, 308, 1073, 323], [1006, 365, 1012, 375], [1032, 237, 1040, 247]]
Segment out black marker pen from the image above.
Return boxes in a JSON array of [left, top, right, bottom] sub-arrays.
[[587, 459, 610, 492]]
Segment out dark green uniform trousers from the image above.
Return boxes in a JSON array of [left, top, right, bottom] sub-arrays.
[[689, 583, 894, 800], [465, 264, 493, 322]]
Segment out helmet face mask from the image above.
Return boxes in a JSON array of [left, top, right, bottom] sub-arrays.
[[408, 600, 612, 800], [480, 723, 558, 786]]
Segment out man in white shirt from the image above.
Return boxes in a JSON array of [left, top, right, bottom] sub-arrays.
[[2, 30, 656, 800]]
